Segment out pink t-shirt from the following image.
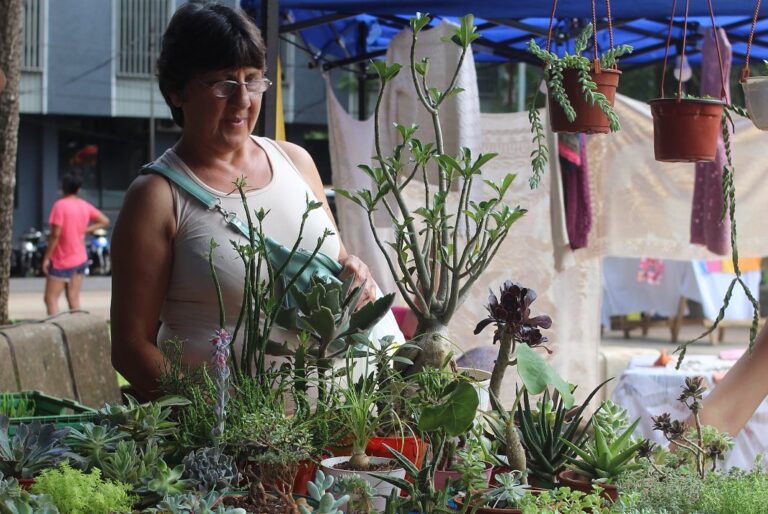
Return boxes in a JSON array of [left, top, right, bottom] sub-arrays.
[[48, 196, 101, 269]]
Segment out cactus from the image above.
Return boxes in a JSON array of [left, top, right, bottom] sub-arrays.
[[181, 447, 239, 493], [0, 416, 71, 479], [300, 470, 349, 514]]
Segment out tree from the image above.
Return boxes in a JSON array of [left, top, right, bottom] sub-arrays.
[[0, 0, 23, 324]]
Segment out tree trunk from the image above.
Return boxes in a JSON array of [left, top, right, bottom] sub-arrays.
[[0, 0, 23, 325]]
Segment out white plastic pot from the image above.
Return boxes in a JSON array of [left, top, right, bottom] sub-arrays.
[[457, 366, 492, 411], [742, 76, 768, 130], [320, 456, 405, 512]]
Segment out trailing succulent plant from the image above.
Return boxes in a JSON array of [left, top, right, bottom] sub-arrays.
[[561, 418, 644, 483], [181, 447, 239, 494], [0, 416, 71, 479], [300, 470, 349, 514], [526, 23, 633, 187]]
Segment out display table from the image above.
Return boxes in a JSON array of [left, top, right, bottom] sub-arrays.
[[611, 353, 768, 470], [602, 257, 761, 342]]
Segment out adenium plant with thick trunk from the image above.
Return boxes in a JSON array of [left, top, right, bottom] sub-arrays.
[[336, 13, 526, 373]]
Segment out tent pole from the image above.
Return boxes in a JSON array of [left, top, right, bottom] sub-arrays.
[[516, 62, 527, 112], [259, 0, 279, 139], [357, 21, 367, 120]]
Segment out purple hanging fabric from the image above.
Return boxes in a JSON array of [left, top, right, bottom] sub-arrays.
[[690, 28, 732, 255], [559, 133, 592, 250]]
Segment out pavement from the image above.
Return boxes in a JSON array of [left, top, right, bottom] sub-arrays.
[[7, 276, 752, 358]]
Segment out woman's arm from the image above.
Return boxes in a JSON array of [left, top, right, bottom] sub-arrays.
[[276, 140, 377, 306], [41, 225, 61, 275], [110, 174, 175, 401], [86, 210, 110, 234], [696, 321, 768, 435]]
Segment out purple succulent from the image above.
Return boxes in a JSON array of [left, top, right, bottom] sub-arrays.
[[473, 280, 552, 349]]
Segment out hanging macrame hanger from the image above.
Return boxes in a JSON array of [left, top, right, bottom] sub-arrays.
[[659, 0, 678, 99], [740, 0, 761, 82], [545, 0, 559, 54], [706, 0, 728, 101]]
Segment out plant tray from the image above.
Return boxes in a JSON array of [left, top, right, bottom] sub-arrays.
[[2, 390, 96, 435]]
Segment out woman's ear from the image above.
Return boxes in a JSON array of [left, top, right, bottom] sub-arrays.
[[169, 90, 184, 108]]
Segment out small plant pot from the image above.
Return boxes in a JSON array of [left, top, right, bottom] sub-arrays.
[[17, 478, 34, 491], [434, 463, 493, 491], [649, 97, 724, 162], [742, 76, 768, 130], [366, 435, 427, 468], [557, 469, 618, 503], [453, 488, 544, 514], [320, 455, 405, 512], [548, 68, 622, 134], [291, 459, 317, 496], [457, 366, 492, 411]]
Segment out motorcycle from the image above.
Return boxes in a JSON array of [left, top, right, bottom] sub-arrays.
[[87, 228, 111, 276], [18, 227, 45, 277]]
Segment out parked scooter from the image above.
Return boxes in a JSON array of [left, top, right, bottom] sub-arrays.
[[87, 228, 111, 275], [17, 227, 45, 277]]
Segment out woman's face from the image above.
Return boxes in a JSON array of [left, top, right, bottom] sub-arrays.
[[174, 66, 265, 152]]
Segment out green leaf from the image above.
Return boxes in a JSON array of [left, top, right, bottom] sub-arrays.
[[516, 344, 574, 409], [452, 14, 480, 48], [418, 381, 478, 437], [410, 13, 431, 34], [371, 61, 402, 82], [304, 306, 336, 342]]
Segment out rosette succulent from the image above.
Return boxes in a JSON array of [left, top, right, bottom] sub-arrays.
[[182, 447, 240, 493]]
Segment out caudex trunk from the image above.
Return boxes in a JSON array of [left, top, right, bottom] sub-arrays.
[[401, 320, 453, 374], [505, 415, 527, 484], [348, 450, 371, 470]]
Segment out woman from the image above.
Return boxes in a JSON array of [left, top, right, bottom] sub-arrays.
[[42, 173, 109, 315], [111, 3, 380, 400]]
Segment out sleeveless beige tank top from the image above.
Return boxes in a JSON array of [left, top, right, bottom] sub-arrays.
[[154, 136, 341, 368]]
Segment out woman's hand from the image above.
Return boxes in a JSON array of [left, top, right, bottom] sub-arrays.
[[338, 254, 377, 310]]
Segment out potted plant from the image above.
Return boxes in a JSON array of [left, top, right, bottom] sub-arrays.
[[335, 13, 526, 373], [453, 470, 534, 514], [527, 23, 632, 135], [0, 416, 72, 488], [320, 353, 406, 512], [0, 471, 59, 513], [558, 417, 644, 502], [741, 60, 768, 130]]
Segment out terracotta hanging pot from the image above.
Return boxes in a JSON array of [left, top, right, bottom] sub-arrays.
[[649, 97, 724, 162], [549, 68, 622, 134]]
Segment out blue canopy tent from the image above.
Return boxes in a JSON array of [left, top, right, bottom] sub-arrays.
[[242, 0, 768, 135]]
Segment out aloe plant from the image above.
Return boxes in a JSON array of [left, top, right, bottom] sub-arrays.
[[0, 416, 71, 479], [561, 418, 644, 483]]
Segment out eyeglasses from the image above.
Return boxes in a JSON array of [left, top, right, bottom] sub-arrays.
[[198, 77, 272, 98]]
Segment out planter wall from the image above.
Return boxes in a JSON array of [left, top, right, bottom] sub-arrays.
[[548, 68, 622, 134]]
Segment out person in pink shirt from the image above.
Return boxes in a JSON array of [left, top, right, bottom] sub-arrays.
[[41, 174, 109, 315]]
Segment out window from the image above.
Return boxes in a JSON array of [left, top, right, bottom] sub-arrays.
[[117, 0, 172, 77], [22, 0, 44, 71]]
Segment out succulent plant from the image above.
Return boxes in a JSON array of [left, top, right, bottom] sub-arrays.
[[594, 400, 631, 441], [333, 475, 376, 514], [151, 491, 245, 514], [0, 416, 71, 479], [182, 447, 240, 493], [99, 439, 142, 486], [136, 460, 197, 506], [484, 470, 531, 509], [561, 418, 644, 483], [0, 473, 59, 514], [300, 470, 349, 514], [66, 422, 126, 471]]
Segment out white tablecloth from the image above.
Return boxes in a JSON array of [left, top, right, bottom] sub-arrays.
[[611, 354, 768, 470], [601, 257, 760, 326]]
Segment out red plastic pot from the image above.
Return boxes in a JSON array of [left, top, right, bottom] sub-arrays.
[[649, 97, 724, 162], [558, 469, 618, 503], [434, 463, 493, 491], [291, 459, 317, 496], [365, 435, 427, 468], [548, 68, 622, 134]]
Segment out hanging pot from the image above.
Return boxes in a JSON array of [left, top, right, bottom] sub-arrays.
[[548, 68, 622, 134], [742, 76, 768, 130], [649, 97, 724, 162]]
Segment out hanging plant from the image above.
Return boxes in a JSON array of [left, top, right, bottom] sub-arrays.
[[526, 0, 632, 188], [739, 0, 768, 130], [649, 0, 726, 162]]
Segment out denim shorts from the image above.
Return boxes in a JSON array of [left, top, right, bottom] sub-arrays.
[[48, 261, 88, 281]]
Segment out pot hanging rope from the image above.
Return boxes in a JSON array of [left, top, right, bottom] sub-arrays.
[[544, 0, 624, 134], [649, 0, 727, 162], [740, 0, 768, 129]]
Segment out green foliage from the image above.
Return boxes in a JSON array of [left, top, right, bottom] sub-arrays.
[[149, 491, 245, 514], [518, 486, 610, 513], [483, 470, 530, 509], [181, 447, 239, 494], [30, 462, 134, 514], [516, 343, 573, 409], [561, 418, 644, 483], [333, 475, 376, 514], [417, 380, 478, 438], [0, 417, 71, 479], [0, 474, 60, 514], [300, 470, 349, 514], [516, 380, 608, 488], [136, 460, 197, 507], [0, 395, 34, 419], [66, 422, 126, 471], [697, 463, 768, 514], [593, 400, 630, 439], [617, 464, 704, 514]]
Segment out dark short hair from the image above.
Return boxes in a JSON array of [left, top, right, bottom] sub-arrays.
[[156, 2, 267, 127], [62, 174, 82, 195]]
